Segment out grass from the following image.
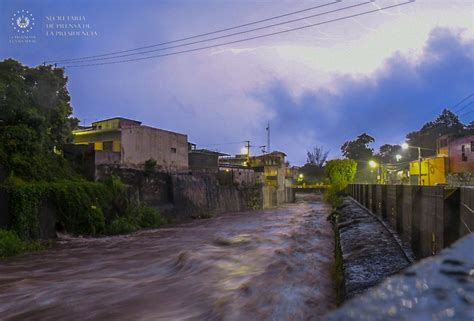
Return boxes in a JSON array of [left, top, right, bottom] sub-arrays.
[[329, 210, 345, 305]]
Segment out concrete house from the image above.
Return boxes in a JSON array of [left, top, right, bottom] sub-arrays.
[[72, 117, 188, 171], [219, 151, 294, 207]]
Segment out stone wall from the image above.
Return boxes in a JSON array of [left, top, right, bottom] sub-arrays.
[[96, 165, 264, 221]]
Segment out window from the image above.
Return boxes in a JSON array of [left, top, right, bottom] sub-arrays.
[[462, 145, 467, 162], [170, 147, 177, 153], [471, 141, 474, 152], [103, 141, 113, 152]]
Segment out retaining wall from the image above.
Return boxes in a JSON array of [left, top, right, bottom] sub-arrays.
[[349, 184, 471, 258]]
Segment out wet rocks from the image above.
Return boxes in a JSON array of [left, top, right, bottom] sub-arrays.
[[335, 198, 411, 299]]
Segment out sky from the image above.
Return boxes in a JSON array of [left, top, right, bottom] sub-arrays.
[[1, 0, 473, 165]]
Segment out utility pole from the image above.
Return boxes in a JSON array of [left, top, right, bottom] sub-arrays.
[[245, 140, 250, 165], [418, 146, 422, 185], [266, 123, 270, 153]]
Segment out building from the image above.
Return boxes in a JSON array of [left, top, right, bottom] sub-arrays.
[[409, 156, 448, 185], [188, 147, 228, 173], [409, 134, 474, 185], [446, 134, 474, 173], [220, 151, 293, 207], [72, 117, 188, 172]]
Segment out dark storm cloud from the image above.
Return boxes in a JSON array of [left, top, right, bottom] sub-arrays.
[[255, 28, 474, 164]]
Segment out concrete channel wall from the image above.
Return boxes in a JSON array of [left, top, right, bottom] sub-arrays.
[[348, 184, 473, 258]]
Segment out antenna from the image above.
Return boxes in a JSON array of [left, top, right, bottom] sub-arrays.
[[245, 140, 251, 165], [266, 123, 271, 153]]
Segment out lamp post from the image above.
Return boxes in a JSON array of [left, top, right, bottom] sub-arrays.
[[369, 160, 381, 184], [402, 143, 432, 185]]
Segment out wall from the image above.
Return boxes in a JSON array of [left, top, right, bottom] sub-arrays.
[[409, 156, 447, 185], [349, 184, 470, 259], [446, 172, 474, 186], [189, 152, 219, 172], [217, 167, 257, 186], [460, 187, 474, 236], [96, 166, 264, 220], [121, 126, 188, 171], [448, 134, 474, 173], [323, 234, 474, 321]]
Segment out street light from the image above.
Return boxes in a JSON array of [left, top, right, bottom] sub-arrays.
[[298, 173, 304, 179], [369, 160, 378, 168], [395, 154, 402, 162], [402, 143, 422, 185]]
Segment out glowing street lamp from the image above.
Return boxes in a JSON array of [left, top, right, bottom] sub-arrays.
[[369, 160, 378, 168], [402, 142, 423, 185], [298, 173, 304, 179], [395, 154, 402, 162]]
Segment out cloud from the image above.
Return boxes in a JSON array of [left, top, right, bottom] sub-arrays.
[[56, 0, 474, 166], [253, 28, 474, 164]]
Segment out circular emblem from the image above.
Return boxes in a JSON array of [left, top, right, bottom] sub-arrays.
[[12, 10, 34, 33]]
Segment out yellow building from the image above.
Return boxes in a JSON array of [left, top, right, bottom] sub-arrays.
[[409, 156, 448, 185]]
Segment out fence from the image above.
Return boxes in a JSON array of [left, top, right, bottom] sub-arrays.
[[348, 184, 473, 259]]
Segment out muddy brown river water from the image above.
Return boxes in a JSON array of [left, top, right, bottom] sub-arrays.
[[0, 194, 335, 321]]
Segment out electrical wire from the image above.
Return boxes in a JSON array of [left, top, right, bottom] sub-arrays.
[[53, 1, 370, 64], [62, 0, 415, 68], [44, 0, 340, 64], [454, 101, 474, 114], [451, 93, 474, 111]]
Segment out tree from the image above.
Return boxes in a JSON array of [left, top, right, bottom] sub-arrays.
[[0, 59, 78, 180], [405, 109, 464, 159], [325, 159, 357, 190], [340, 133, 375, 160], [323, 159, 357, 208], [378, 144, 402, 163], [306, 145, 329, 167]]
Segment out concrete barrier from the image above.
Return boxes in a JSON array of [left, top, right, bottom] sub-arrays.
[[349, 184, 466, 259], [460, 187, 474, 237], [375, 185, 387, 219]]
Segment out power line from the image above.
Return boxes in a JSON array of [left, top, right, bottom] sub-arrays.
[[63, 0, 415, 68], [53, 1, 371, 64], [451, 93, 474, 111], [454, 101, 474, 114], [45, 0, 340, 64], [459, 109, 474, 118]]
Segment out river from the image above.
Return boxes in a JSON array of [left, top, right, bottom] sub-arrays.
[[0, 194, 336, 321]]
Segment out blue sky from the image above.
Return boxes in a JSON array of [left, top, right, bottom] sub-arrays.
[[1, 0, 473, 165]]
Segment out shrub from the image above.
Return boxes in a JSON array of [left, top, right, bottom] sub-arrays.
[[107, 217, 138, 235], [0, 229, 44, 258], [323, 186, 343, 208], [137, 206, 165, 228], [324, 159, 357, 208], [144, 159, 157, 177], [4, 176, 166, 241]]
